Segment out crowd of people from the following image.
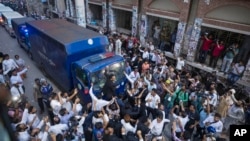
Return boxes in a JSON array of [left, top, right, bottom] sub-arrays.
[[0, 29, 249, 141]]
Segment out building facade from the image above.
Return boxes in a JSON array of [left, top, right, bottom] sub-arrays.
[[47, 0, 250, 84]]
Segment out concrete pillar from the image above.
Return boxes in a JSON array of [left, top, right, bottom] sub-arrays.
[[75, 0, 86, 27]]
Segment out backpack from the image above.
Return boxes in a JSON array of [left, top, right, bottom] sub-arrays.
[[40, 84, 53, 98]]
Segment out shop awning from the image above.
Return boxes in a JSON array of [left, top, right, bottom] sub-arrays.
[[205, 5, 250, 25], [148, 0, 180, 13]]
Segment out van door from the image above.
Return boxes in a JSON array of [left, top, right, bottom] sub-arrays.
[[73, 66, 91, 103]]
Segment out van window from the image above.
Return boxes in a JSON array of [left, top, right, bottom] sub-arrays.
[[75, 67, 89, 86]]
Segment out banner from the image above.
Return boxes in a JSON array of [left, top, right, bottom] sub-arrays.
[[187, 18, 202, 60], [102, 2, 107, 27], [108, 2, 116, 31], [174, 22, 186, 57], [140, 14, 147, 37], [132, 6, 138, 37]]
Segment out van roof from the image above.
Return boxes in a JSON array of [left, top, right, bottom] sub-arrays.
[[2, 11, 23, 19], [11, 17, 35, 25], [26, 19, 105, 44], [0, 6, 13, 12]]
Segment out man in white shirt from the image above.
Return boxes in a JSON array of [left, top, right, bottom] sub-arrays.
[[90, 84, 114, 111], [144, 76, 157, 91], [203, 113, 223, 137], [171, 106, 189, 137], [227, 61, 245, 85], [29, 116, 50, 141], [145, 88, 160, 119], [49, 116, 69, 135], [10, 81, 24, 99], [50, 92, 63, 115], [121, 114, 138, 134], [176, 57, 185, 71], [115, 35, 122, 56], [61, 88, 78, 112], [27, 106, 41, 129], [149, 112, 170, 140], [139, 48, 150, 60], [10, 68, 28, 92], [2, 54, 19, 76], [128, 67, 140, 82]]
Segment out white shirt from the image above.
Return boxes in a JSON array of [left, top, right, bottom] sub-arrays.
[[10, 86, 24, 97], [173, 114, 189, 132], [92, 114, 109, 125], [151, 53, 156, 62], [76, 103, 83, 114], [176, 58, 185, 70], [149, 44, 154, 51], [10, 68, 27, 87], [15, 58, 26, 68], [18, 130, 30, 141], [209, 92, 218, 107], [49, 124, 69, 135], [50, 99, 62, 115], [145, 93, 160, 109], [142, 51, 149, 59], [115, 39, 122, 56], [27, 113, 41, 129], [2, 58, 19, 75], [203, 115, 223, 133], [61, 97, 72, 112], [89, 87, 112, 111], [232, 63, 245, 75], [129, 71, 140, 82], [121, 119, 137, 134], [150, 118, 170, 136]]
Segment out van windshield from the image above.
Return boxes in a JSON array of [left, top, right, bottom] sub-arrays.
[[90, 62, 125, 90]]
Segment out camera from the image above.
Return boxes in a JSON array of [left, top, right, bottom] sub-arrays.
[[65, 116, 81, 141]]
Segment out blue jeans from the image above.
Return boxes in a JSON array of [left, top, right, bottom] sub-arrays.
[[221, 56, 233, 73], [227, 73, 240, 85]]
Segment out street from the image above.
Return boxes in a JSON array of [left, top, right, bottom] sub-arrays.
[[0, 26, 59, 112]]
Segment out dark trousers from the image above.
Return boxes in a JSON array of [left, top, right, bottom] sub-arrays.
[[37, 98, 44, 112], [199, 50, 208, 63], [209, 56, 219, 68], [146, 107, 157, 119]]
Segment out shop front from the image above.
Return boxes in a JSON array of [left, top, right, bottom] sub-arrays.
[[142, 0, 181, 52], [186, 4, 250, 66]]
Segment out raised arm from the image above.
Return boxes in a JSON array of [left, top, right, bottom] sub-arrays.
[[67, 88, 78, 101], [124, 71, 134, 84]]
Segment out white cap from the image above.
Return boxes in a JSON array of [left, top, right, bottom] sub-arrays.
[[40, 78, 46, 83]]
